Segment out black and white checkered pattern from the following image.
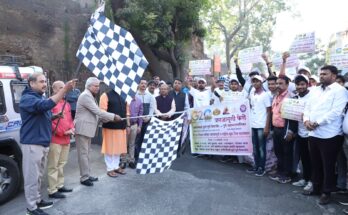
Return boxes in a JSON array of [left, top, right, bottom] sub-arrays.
[[76, 10, 148, 103], [136, 115, 184, 174]]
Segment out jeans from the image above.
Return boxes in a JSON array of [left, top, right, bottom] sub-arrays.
[[252, 128, 266, 170]]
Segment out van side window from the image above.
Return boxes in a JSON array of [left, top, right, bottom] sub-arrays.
[[0, 82, 6, 114], [10, 81, 27, 113]]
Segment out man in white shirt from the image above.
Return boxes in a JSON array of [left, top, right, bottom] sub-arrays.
[[246, 75, 271, 176], [303, 65, 348, 205], [188, 78, 212, 108], [290, 75, 312, 192]]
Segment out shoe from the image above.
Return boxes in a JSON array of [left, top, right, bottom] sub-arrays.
[[80, 179, 93, 186], [58, 186, 73, 193], [129, 162, 136, 169], [302, 190, 321, 196], [219, 156, 233, 163], [277, 177, 291, 184], [319, 193, 330, 205], [339, 201, 348, 206], [303, 181, 313, 191], [26, 208, 49, 215], [48, 192, 66, 199], [269, 174, 281, 181], [119, 162, 126, 169], [344, 209, 348, 214], [292, 179, 306, 187], [89, 176, 98, 182], [37, 199, 53, 210], [192, 154, 204, 158], [255, 167, 266, 177], [246, 167, 257, 174], [114, 168, 126, 175], [333, 187, 348, 194]]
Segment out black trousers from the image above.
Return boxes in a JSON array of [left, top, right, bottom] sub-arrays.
[[309, 135, 343, 193], [134, 122, 149, 161], [273, 127, 294, 177], [297, 136, 311, 181]]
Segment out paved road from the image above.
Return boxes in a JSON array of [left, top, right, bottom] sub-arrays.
[[0, 144, 346, 215]]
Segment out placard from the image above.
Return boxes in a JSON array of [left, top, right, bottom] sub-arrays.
[[189, 60, 212, 75], [280, 98, 305, 121], [289, 32, 316, 54]]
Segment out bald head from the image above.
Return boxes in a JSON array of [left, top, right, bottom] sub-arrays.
[[52, 81, 65, 95], [159, 83, 169, 96]]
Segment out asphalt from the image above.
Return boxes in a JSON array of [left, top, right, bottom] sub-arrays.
[[0, 144, 347, 215]]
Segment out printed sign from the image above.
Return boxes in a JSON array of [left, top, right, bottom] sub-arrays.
[[189, 60, 212, 75], [327, 30, 348, 69], [272, 53, 300, 69], [281, 98, 305, 121], [289, 32, 316, 54], [190, 99, 252, 155], [238, 46, 263, 73]]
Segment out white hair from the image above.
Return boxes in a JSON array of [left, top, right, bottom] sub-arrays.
[[85, 77, 100, 89]]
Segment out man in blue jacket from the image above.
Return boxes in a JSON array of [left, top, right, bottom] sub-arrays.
[[20, 72, 76, 215]]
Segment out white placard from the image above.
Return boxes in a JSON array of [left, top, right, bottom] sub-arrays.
[[289, 32, 316, 54], [189, 60, 212, 76]]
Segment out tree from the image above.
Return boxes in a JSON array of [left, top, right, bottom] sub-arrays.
[[108, 0, 208, 79], [203, 0, 288, 70]]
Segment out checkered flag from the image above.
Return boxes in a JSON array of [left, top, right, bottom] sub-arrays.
[[76, 5, 148, 103], [136, 115, 185, 174]]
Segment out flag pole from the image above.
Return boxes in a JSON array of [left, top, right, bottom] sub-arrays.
[[53, 61, 82, 136]]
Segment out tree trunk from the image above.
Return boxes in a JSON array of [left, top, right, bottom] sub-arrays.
[[225, 39, 231, 71]]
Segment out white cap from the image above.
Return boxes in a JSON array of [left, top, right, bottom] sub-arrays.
[[309, 75, 319, 83], [197, 77, 207, 84], [297, 66, 311, 75], [251, 75, 263, 82]]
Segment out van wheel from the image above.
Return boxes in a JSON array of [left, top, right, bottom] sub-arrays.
[[0, 154, 20, 204]]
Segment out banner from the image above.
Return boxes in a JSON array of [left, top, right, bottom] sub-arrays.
[[190, 99, 252, 155], [289, 32, 316, 54], [189, 60, 212, 75], [272, 53, 300, 69], [238, 46, 263, 73], [280, 98, 305, 121], [327, 30, 348, 69], [213, 55, 221, 73]]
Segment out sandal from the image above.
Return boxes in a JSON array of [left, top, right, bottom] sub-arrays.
[[114, 168, 126, 175], [107, 171, 118, 178]]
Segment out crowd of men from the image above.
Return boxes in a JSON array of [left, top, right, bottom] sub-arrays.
[[19, 52, 348, 215]]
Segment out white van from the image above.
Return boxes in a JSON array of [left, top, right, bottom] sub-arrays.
[[0, 65, 44, 204]]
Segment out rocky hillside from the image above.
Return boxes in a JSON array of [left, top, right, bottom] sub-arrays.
[[0, 0, 205, 83]]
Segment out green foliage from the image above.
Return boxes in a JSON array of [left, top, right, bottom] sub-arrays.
[[114, 0, 208, 56], [203, 0, 289, 68]]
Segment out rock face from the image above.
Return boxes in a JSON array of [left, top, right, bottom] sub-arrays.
[[0, 0, 205, 82], [0, 0, 95, 81]]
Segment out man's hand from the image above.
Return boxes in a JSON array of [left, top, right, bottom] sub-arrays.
[[143, 117, 150, 123], [261, 53, 269, 63], [285, 132, 294, 142], [304, 120, 315, 131], [264, 128, 270, 138], [234, 57, 239, 65], [114, 114, 122, 122], [64, 129, 75, 135], [64, 79, 78, 92], [137, 126, 141, 134], [282, 52, 290, 63], [126, 126, 131, 135]]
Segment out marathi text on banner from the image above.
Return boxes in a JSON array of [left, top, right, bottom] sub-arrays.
[[189, 60, 212, 76], [190, 100, 252, 155], [280, 98, 305, 121], [289, 32, 316, 54]]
